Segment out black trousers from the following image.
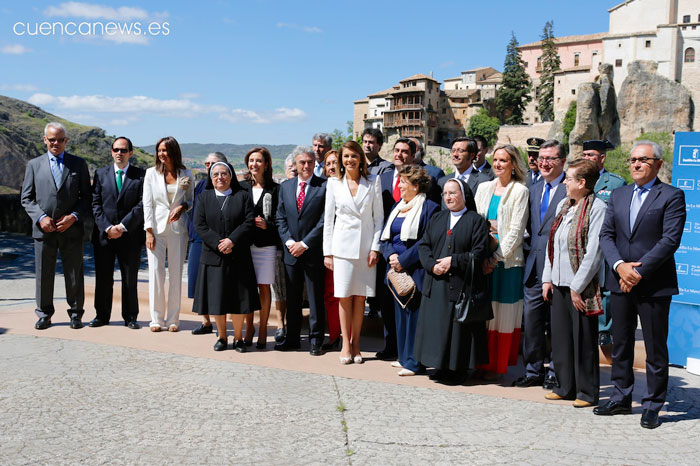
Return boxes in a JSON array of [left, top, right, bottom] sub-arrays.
[[34, 232, 84, 319], [610, 292, 670, 412], [285, 258, 326, 346], [551, 286, 599, 403], [375, 257, 397, 354], [522, 274, 555, 379], [93, 237, 143, 322]]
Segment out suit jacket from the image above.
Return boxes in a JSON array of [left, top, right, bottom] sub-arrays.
[[523, 175, 568, 283], [599, 178, 685, 297], [143, 167, 194, 235], [380, 199, 440, 292], [526, 170, 541, 188], [476, 160, 493, 177], [194, 188, 255, 267], [91, 164, 146, 247], [594, 169, 626, 204], [437, 170, 493, 200], [21, 152, 91, 239], [241, 181, 281, 248], [323, 174, 383, 259], [187, 178, 209, 242], [419, 160, 446, 180], [276, 175, 326, 265], [379, 167, 441, 221], [418, 209, 490, 301]]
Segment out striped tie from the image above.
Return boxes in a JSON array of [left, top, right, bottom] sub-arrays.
[[50, 155, 63, 188]]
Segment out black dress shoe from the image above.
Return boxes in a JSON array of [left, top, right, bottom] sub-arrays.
[[214, 338, 228, 351], [321, 337, 341, 351], [70, 317, 83, 329], [89, 318, 109, 328], [593, 400, 632, 416], [125, 320, 141, 329], [310, 344, 324, 356], [234, 340, 247, 353], [192, 323, 213, 335], [376, 349, 398, 361], [640, 409, 661, 429], [429, 369, 450, 381], [598, 331, 613, 346], [274, 328, 286, 343], [256, 341, 267, 350], [274, 341, 300, 352], [543, 375, 558, 389], [512, 375, 545, 387], [35, 317, 51, 330]]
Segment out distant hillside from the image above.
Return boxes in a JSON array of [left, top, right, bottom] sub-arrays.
[[141, 143, 297, 175], [0, 95, 152, 192]]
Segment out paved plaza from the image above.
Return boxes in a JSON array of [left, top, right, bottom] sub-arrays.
[[1, 232, 700, 464]]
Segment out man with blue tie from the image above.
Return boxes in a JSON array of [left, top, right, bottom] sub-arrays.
[[514, 139, 567, 388], [595, 141, 685, 429], [276, 145, 327, 355], [21, 122, 91, 330], [312, 133, 332, 178], [90, 137, 146, 329]]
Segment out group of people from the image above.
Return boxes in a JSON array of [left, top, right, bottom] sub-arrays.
[[21, 122, 685, 429]]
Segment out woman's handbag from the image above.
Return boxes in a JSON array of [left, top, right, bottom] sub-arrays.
[[387, 268, 416, 309], [454, 253, 493, 324]]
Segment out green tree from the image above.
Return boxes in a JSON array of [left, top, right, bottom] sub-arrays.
[[467, 108, 501, 146], [330, 128, 346, 151], [538, 21, 561, 122], [495, 32, 532, 125], [562, 101, 576, 146]]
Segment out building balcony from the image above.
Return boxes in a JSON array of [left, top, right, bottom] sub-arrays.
[[384, 118, 423, 128], [393, 103, 423, 110], [401, 129, 425, 138]]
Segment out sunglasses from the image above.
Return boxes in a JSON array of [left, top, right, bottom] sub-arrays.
[[112, 148, 130, 154]]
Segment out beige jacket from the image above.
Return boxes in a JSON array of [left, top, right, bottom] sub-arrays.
[[143, 167, 194, 235], [474, 179, 529, 268]]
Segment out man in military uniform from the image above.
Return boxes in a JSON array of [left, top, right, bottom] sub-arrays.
[[582, 139, 626, 346], [526, 137, 544, 186]]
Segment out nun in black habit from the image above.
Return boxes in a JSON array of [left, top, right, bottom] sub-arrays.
[[414, 178, 491, 384]]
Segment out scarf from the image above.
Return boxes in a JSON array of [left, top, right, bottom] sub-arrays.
[[547, 193, 602, 316], [381, 193, 426, 241]]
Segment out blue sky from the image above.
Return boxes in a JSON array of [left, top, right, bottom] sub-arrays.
[[1, 0, 615, 146]]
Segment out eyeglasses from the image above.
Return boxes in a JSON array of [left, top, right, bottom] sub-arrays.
[[628, 157, 659, 165], [451, 148, 468, 154], [211, 172, 230, 178], [537, 156, 561, 164], [46, 137, 66, 143], [112, 148, 129, 154], [442, 191, 461, 198]]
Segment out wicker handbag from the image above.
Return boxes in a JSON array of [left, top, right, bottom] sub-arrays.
[[387, 268, 416, 309]]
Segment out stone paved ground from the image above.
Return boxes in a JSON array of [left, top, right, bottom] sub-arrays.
[[1, 334, 699, 465]]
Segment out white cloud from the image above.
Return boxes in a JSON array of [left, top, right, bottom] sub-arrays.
[[0, 83, 39, 92], [2, 44, 33, 54], [178, 92, 200, 99], [27, 93, 306, 125], [276, 22, 322, 33], [44, 2, 149, 20]]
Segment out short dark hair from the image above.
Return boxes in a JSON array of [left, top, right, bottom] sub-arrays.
[[451, 137, 478, 155], [394, 137, 416, 156], [398, 165, 431, 194], [362, 128, 384, 146], [113, 136, 133, 152], [540, 139, 567, 158], [472, 135, 487, 149], [154, 136, 186, 173], [568, 159, 600, 191]]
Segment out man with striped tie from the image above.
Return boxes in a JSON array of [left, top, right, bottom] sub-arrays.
[[21, 122, 91, 330], [90, 137, 146, 329]]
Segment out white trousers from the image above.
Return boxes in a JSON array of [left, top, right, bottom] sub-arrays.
[[146, 226, 187, 328]]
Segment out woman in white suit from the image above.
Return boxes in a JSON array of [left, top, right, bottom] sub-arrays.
[[473, 143, 529, 380], [323, 140, 384, 364], [143, 136, 194, 332]]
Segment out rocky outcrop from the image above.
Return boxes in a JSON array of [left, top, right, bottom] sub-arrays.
[[617, 60, 692, 142], [568, 63, 620, 155]]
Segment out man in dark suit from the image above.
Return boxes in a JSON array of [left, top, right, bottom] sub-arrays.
[[472, 135, 493, 177], [276, 145, 327, 356], [410, 137, 446, 180], [89, 137, 145, 329], [514, 139, 567, 389], [525, 137, 544, 187], [437, 137, 493, 200], [595, 140, 685, 429], [21, 122, 91, 330], [312, 133, 332, 178], [362, 128, 392, 176]]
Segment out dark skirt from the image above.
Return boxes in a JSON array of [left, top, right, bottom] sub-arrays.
[[193, 260, 261, 316], [414, 277, 488, 372]]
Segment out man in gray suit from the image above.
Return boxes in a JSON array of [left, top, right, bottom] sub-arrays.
[[21, 122, 91, 330], [437, 137, 493, 198]]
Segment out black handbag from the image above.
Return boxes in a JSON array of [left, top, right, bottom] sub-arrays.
[[453, 252, 493, 324]]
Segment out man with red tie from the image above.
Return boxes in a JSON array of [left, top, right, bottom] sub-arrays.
[[276, 146, 327, 355]]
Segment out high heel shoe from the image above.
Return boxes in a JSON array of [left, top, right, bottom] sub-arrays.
[[339, 355, 353, 365], [353, 354, 364, 364]]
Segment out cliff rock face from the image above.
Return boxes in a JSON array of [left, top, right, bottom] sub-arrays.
[[568, 63, 620, 155], [618, 60, 693, 142]]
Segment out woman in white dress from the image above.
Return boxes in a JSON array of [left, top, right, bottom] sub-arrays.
[[323, 141, 384, 364], [143, 136, 194, 332]]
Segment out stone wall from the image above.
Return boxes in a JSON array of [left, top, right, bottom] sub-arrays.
[[496, 122, 554, 148]]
